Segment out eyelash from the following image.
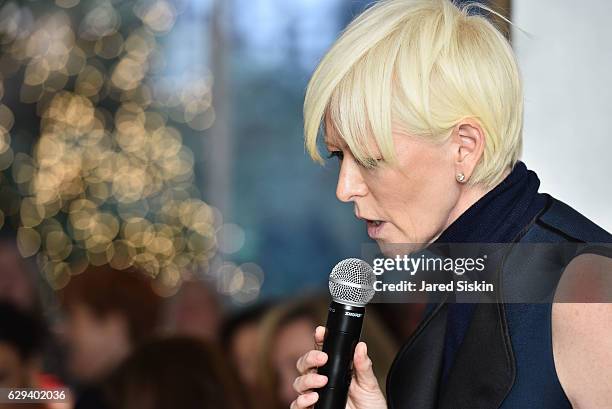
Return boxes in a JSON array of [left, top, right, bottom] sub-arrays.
[[327, 151, 344, 161], [363, 158, 381, 168], [327, 151, 382, 168]]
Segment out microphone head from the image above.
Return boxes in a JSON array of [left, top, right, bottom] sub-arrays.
[[328, 258, 376, 307]]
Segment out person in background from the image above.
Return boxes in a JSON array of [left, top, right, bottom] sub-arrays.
[[257, 300, 322, 409], [59, 266, 162, 409], [0, 236, 42, 314], [258, 295, 398, 409], [105, 336, 249, 409], [162, 280, 223, 343], [369, 302, 427, 343], [0, 302, 49, 409], [0, 235, 69, 402], [220, 302, 270, 407]]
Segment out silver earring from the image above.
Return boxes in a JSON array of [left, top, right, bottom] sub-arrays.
[[456, 173, 465, 183]]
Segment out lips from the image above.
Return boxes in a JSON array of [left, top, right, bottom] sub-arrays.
[[356, 213, 386, 239], [366, 220, 385, 239]]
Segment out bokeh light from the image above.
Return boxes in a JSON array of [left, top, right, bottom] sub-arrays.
[[0, 0, 254, 297]]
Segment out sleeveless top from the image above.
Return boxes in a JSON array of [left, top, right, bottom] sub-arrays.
[[386, 172, 612, 409]]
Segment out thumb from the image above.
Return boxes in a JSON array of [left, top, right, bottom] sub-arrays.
[[352, 342, 379, 391]]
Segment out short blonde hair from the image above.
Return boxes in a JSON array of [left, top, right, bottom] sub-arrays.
[[303, 0, 522, 187]]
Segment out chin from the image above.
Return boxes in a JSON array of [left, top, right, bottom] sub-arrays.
[[377, 241, 423, 257]]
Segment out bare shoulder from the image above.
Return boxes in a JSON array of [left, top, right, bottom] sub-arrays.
[[552, 253, 612, 409]]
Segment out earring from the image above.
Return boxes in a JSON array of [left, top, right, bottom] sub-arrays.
[[456, 173, 466, 183]]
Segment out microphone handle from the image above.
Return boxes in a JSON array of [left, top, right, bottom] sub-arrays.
[[314, 301, 365, 409]]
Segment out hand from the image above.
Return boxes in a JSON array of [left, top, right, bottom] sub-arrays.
[[290, 326, 387, 409]]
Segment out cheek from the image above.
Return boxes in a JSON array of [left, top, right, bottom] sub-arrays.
[[369, 164, 457, 241], [277, 360, 299, 397], [389, 185, 438, 240], [69, 318, 109, 363], [70, 327, 98, 362]]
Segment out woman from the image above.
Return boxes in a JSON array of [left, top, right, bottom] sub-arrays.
[[59, 266, 163, 409], [105, 337, 249, 409], [290, 0, 612, 408]]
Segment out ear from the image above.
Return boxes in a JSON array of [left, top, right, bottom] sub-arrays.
[[451, 118, 485, 182]]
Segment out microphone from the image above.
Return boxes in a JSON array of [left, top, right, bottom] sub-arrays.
[[314, 258, 376, 409]]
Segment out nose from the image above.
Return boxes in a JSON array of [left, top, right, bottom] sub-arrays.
[[336, 156, 368, 202]]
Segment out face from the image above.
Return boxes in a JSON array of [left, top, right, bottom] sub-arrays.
[[62, 304, 131, 383], [167, 282, 221, 342], [325, 127, 461, 252], [271, 317, 315, 408], [229, 323, 260, 388]]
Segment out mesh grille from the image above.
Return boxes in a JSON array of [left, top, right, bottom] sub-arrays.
[[328, 258, 376, 306]]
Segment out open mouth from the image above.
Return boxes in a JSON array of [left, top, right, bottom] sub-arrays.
[[365, 219, 385, 238], [355, 212, 387, 239]]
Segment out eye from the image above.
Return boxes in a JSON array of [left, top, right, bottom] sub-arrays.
[[360, 157, 384, 169], [327, 151, 344, 161], [363, 158, 380, 168]]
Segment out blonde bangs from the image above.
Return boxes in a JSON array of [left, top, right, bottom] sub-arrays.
[[324, 41, 402, 167], [303, 0, 408, 166], [304, 0, 524, 187]]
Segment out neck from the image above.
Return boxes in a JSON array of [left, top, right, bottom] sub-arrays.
[[437, 168, 512, 242]]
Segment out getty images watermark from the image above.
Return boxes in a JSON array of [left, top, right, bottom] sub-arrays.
[[363, 243, 612, 303], [371, 253, 494, 294]]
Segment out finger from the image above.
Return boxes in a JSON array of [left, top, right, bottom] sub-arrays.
[[314, 326, 326, 350], [352, 342, 380, 392], [290, 392, 319, 409], [296, 350, 328, 374], [292, 373, 328, 394]]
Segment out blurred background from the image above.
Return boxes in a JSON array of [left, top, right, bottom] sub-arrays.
[[0, 0, 376, 307], [0, 0, 608, 408]]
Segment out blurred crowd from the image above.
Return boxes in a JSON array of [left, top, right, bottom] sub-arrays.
[[0, 235, 425, 409]]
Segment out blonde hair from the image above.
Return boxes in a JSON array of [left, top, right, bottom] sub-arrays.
[[303, 0, 523, 187]]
